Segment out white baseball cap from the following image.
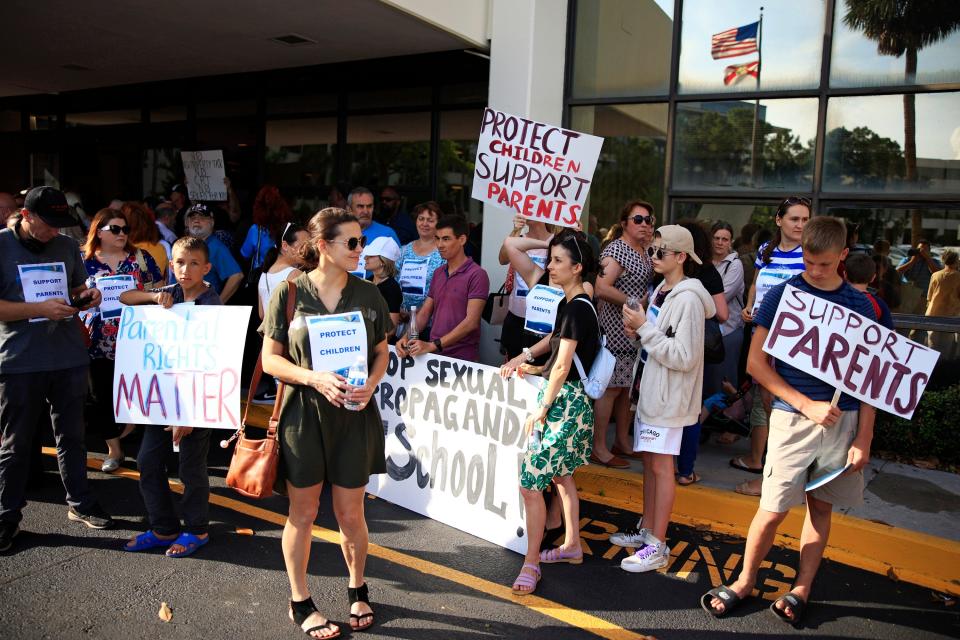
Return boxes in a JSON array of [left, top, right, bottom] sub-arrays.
[[361, 236, 401, 263]]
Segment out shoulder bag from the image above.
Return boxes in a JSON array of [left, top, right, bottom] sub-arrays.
[[482, 282, 510, 325], [569, 298, 615, 400]]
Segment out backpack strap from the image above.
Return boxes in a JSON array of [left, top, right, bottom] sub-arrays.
[[570, 297, 602, 379]]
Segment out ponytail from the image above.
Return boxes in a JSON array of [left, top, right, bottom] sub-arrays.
[[760, 229, 779, 265]]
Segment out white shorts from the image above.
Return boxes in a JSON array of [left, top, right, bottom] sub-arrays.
[[633, 421, 683, 455]]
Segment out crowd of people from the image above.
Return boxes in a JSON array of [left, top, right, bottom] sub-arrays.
[[0, 179, 950, 635]]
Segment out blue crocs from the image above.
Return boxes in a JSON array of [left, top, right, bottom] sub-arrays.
[[124, 530, 174, 552], [165, 532, 209, 558]]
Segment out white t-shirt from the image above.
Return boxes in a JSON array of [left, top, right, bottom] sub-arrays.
[[258, 266, 296, 315]]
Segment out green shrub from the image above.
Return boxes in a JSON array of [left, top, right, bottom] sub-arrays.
[[873, 384, 960, 467]]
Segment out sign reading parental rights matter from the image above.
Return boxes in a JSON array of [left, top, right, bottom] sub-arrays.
[[763, 285, 939, 419], [472, 108, 603, 229], [113, 304, 251, 429], [367, 349, 541, 554], [180, 150, 227, 201]]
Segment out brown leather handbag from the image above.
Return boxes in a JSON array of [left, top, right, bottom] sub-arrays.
[[224, 281, 297, 499]]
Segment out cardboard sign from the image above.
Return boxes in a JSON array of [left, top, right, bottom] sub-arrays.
[[306, 311, 368, 377], [180, 150, 227, 201], [472, 108, 603, 229], [113, 304, 251, 429], [367, 349, 541, 554], [95, 274, 137, 319], [18, 262, 70, 322], [763, 285, 939, 419]]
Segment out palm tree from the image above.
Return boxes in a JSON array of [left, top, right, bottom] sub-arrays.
[[843, 0, 960, 244]]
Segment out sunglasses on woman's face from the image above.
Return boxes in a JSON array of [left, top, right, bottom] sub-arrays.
[[100, 224, 130, 235], [328, 236, 367, 251], [647, 245, 678, 260], [630, 214, 655, 226]]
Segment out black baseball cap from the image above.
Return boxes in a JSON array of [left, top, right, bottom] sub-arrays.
[[23, 186, 78, 227], [186, 202, 214, 217]]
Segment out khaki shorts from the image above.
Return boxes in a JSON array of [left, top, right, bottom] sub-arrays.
[[760, 409, 864, 513]]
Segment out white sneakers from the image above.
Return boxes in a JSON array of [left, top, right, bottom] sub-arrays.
[[609, 520, 651, 548], [101, 455, 122, 473], [620, 541, 670, 573]]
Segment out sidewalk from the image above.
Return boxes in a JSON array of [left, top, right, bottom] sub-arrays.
[[576, 428, 960, 596]]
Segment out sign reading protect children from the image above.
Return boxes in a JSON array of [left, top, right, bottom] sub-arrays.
[[763, 284, 940, 419], [472, 108, 603, 229], [113, 305, 251, 429]]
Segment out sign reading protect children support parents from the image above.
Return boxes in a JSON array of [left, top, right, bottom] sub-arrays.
[[367, 349, 541, 554], [472, 108, 603, 229], [180, 150, 227, 201], [763, 284, 939, 419], [113, 305, 251, 429]]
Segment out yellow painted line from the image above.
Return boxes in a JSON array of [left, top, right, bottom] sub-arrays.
[[48, 448, 653, 640], [574, 464, 960, 597]]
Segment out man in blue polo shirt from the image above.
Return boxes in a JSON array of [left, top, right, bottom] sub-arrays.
[[348, 187, 399, 277], [185, 203, 242, 302]]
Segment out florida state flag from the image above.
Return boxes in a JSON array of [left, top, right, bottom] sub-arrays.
[[723, 60, 760, 86]]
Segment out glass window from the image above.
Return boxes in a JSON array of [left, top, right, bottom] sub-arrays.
[[570, 103, 668, 229], [348, 87, 431, 110], [673, 98, 818, 191], [142, 148, 182, 199], [672, 201, 781, 236], [268, 94, 337, 115], [678, 0, 823, 94], [30, 152, 60, 188], [823, 92, 960, 194], [196, 100, 257, 119], [831, 2, 960, 88], [344, 112, 431, 204], [65, 110, 141, 127], [571, 0, 673, 98], [439, 110, 483, 221], [440, 82, 488, 106], [265, 118, 337, 220], [29, 114, 57, 131]]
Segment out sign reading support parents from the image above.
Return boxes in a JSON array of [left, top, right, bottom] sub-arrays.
[[367, 349, 541, 554], [180, 150, 227, 201], [472, 108, 603, 229], [113, 305, 251, 429], [763, 284, 939, 419]]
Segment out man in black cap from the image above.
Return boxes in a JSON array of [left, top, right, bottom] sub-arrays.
[[0, 186, 115, 552]]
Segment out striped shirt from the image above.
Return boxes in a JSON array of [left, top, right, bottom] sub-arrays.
[[752, 242, 805, 313]]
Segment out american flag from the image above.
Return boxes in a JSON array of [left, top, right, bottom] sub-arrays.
[[724, 60, 760, 85], [711, 21, 759, 59]]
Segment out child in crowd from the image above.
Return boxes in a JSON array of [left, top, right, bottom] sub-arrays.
[[118, 236, 221, 558], [702, 217, 876, 626], [845, 252, 894, 330]]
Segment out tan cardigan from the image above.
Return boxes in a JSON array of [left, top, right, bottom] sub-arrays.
[[636, 278, 716, 428]]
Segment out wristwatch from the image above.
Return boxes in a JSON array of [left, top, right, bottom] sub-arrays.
[[522, 347, 535, 363], [433, 338, 443, 352]]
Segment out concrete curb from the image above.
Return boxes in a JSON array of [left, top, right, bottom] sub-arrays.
[[573, 464, 960, 597]]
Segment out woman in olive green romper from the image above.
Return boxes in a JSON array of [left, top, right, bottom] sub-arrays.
[[262, 208, 392, 639]]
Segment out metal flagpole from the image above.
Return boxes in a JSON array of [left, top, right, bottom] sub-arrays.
[[750, 7, 764, 185]]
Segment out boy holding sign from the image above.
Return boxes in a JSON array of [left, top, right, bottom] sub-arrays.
[[119, 237, 221, 558], [701, 217, 876, 626]]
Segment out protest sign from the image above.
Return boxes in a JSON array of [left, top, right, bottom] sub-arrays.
[[763, 284, 939, 419], [180, 150, 227, 201], [367, 349, 541, 554], [306, 311, 368, 377], [472, 108, 603, 229], [524, 284, 564, 335], [18, 262, 69, 322], [95, 274, 137, 319], [113, 304, 251, 429]]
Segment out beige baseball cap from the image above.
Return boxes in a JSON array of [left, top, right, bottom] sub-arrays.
[[655, 225, 702, 264]]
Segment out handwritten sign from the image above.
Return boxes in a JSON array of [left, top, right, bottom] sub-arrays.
[[18, 262, 69, 322], [763, 285, 939, 419], [113, 305, 251, 429], [180, 150, 226, 201], [472, 108, 603, 229], [367, 349, 541, 554], [95, 274, 137, 319]]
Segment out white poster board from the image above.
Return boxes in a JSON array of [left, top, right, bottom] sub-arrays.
[[763, 284, 939, 419], [180, 150, 227, 201], [17, 262, 69, 323], [113, 304, 251, 429], [367, 349, 541, 554], [471, 108, 603, 229]]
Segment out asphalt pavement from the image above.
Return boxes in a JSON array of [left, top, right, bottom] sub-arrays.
[[1, 446, 957, 640]]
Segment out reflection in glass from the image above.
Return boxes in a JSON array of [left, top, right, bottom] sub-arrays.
[[439, 110, 483, 222], [678, 0, 823, 94], [672, 98, 817, 191], [823, 92, 960, 194], [265, 118, 337, 219], [30, 153, 59, 188], [345, 112, 431, 207], [570, 103, 667, 228], [831, 0, 960, 88], [143, 148, 181, 199], [673, 201, 781, 238], [65, 110, 141, 127], [571, 0, 672, 98]]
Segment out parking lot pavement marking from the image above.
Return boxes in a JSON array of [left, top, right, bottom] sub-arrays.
[[68, 451, 654, 640]]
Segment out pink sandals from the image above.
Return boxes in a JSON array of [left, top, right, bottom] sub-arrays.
[[511, 563, 541, 595], [539, 546, 583, 564]]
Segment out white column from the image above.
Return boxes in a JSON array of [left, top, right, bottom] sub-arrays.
[[478, 0, 568, 365]]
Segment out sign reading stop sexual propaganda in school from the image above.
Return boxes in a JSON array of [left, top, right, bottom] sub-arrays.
[[367, 348, 541, 555], [471, 108, 604, 229], [180, 150, 227, 201], [113, 304, 251, 429], [763, 285, 939, 419]]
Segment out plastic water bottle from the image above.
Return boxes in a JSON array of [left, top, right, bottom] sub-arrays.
[[408, 305, 419, 342], [343, 355, 368, 412]]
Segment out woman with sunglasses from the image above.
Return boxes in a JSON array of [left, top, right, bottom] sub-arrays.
[[504, 232, 599, 596], [82, 208, 163, 472], [261, 208, 392, 638], [592, 201, 655, 468], [619, 225, 715, 572]]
